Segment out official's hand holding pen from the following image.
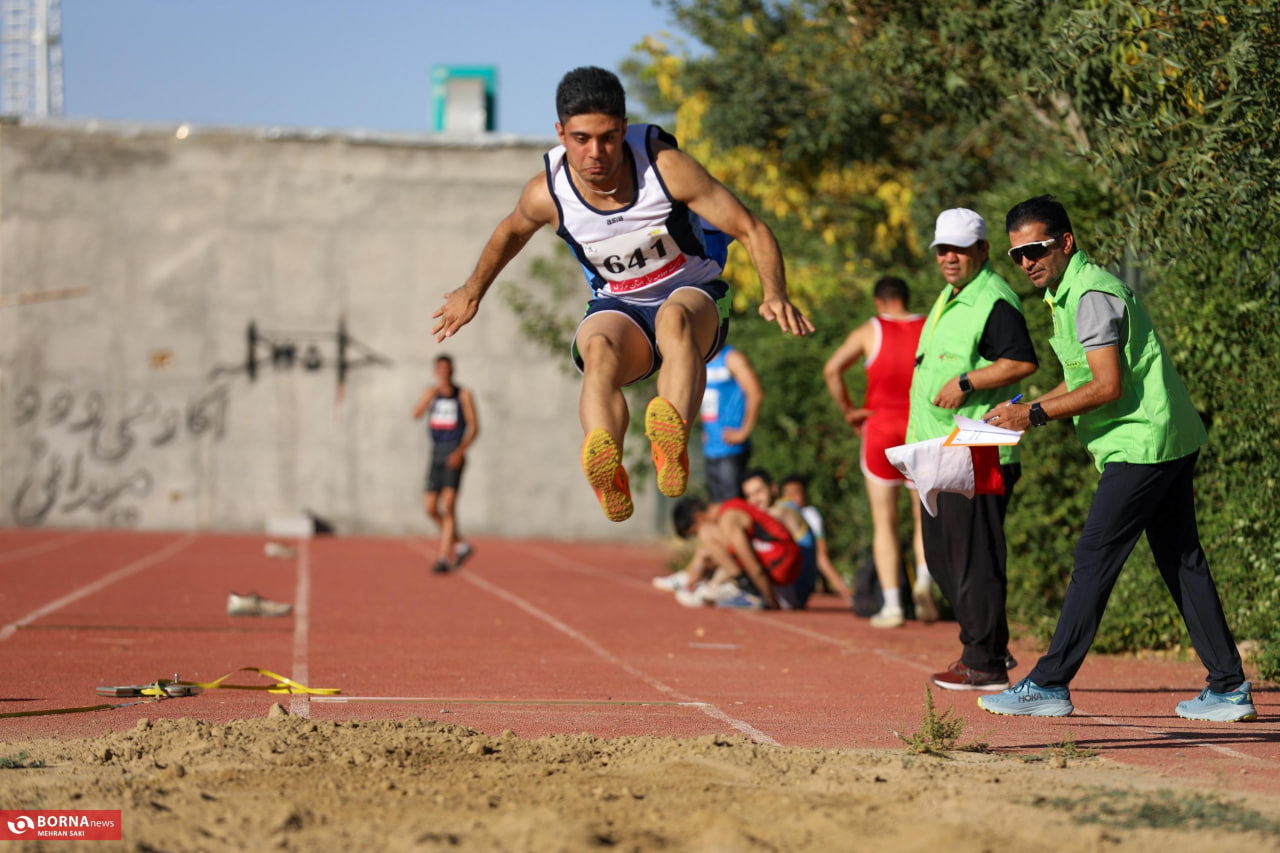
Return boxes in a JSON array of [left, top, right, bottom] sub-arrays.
[[982, 393, 1022, 425]]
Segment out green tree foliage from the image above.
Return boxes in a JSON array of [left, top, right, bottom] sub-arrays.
[[631, 0, 1280, 673]]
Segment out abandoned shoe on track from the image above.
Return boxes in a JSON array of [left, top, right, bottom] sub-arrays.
[[581, 428, 633, 522], [227, 592, 293, 617], [644, 396, 689, 498]]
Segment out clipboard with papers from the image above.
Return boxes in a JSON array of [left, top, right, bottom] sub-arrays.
[[942, 415, 1024, 447]]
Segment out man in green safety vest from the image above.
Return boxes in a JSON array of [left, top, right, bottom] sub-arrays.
[[978, 195, 1255, 722], [907, 208, 1039, 692]]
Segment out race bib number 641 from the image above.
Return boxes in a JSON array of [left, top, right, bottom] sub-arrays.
[[583, 226, 687, 294]]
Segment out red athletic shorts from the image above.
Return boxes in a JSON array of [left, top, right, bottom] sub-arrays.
[[861, 410, 910, 485]]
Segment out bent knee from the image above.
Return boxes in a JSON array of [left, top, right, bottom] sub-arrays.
[[658, 304, 714, 352], [656, 300, 717, 355], [578, 331, 625, 365]]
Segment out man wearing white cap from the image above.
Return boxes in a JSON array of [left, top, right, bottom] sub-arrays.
[[907, 208, 1038, 691]]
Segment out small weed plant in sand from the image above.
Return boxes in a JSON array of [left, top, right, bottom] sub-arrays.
[[1019, 732, 1100, 765], [896, 686, 989, 757], [1047, 732, 1098, 761], [0, 751, 45, 769]]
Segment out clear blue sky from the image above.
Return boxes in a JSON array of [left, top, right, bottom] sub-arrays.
[[61, 1, 688, 138]]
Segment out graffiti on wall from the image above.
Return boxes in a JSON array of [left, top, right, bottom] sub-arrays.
[[9, 386, 229, 528], [10, 318, 392, 528], [209, 318, 392, 393]]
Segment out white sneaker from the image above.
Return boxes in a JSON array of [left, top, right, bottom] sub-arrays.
[[263, 542, 297, 559], [227, 592, 292, 617], [869, 606, 905, 628], [912, 582, 940, 623], [700, 582, 746, 605], [652, 570, 689, 593], [675, 588, 710, 608]]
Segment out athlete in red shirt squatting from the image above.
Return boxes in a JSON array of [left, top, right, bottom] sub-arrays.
[[432, 66, 812, 522], [672, 496, 803, 611]]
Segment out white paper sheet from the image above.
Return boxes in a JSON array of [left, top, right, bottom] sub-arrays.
[[943, 415, 1023, 447]]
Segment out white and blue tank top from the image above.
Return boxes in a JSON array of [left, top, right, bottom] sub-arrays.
[[544, 124, 726, 305]]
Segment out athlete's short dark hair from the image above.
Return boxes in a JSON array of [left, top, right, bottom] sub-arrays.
[[434, 354, 453, 367], [740, 467, 774, 490], [1005, 195, 1073, 242], [872, 276, 910, 307], [555, 66, 627, 124], [673, 497, 706, 539]]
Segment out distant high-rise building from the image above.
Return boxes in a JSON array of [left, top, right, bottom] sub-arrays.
[[1, 0, 63, 117]]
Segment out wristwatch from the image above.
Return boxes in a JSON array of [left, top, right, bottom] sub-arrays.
[[957, 372, 974, 394], [1029, 402, 1049, 427]]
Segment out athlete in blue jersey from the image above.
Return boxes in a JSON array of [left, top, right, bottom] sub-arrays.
[[432, 66, 812, 523], [699, 345, 762, 501]]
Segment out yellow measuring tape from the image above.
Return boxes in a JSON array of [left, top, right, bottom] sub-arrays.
[[169, 667, 341, 696], [0, 667, 339, 719]]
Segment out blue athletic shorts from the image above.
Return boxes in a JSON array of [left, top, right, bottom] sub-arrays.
[[569, 280, 731, 385]]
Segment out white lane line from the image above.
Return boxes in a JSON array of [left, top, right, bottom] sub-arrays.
[[736, 611, 937, 673], [461, 571, 780, 745], [525, 544, 656, 593], [289, 539, 312, 718], [404, 540, 778, 745], [0, 532, 90, 564], [0, 534, 196, 643]]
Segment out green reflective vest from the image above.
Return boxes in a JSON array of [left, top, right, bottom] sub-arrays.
[[907, 263, 1026, 465], [1045, 251, 1206, 470]]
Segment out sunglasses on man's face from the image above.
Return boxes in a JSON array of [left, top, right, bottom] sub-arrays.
[[1008, 238, 1056, 264]]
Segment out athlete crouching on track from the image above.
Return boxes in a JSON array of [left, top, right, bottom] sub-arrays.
[[667, 495, 804, 611], [431, 66, 811, 522]]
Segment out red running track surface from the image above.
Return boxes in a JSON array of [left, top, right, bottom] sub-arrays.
[[1, 529, 1276, 795]]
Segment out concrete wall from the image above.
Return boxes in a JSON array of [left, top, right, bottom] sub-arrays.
[[0, 121, 668, 539]]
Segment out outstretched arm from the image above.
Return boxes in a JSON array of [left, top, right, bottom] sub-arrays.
[[813, 538, 851, 599], [653, 144, 813, 336], [431, 174, 554, 342]]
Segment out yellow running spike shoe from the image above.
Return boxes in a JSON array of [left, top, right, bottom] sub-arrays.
[[645, 396, 689, 498], [581, 428, 633, 522]]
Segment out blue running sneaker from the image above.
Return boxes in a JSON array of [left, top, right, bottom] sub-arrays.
[[1176, 681, 1258, 722], [715, 590, 765, 610], [978, 677, 1074, 717]]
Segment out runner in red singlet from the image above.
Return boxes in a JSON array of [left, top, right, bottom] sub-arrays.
[[823, 276, 933, 627]]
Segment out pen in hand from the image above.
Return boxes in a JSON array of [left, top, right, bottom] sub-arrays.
[[984, 394, 1023, 424]]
